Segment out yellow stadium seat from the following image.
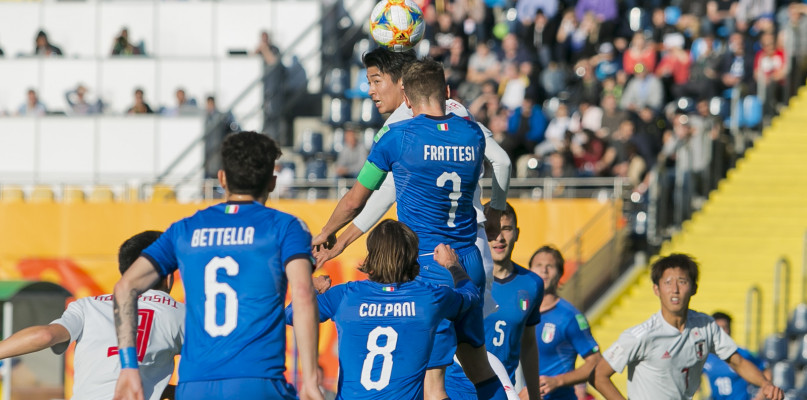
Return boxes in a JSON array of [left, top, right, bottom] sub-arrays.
[[0, 186, 24, 203], [88, 186, 115, 203], [29, 186, 55, 203], [151, 184, 176, 203], [62, 187, 86, 204]]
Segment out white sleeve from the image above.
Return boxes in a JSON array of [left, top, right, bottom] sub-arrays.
[[602, 330, 642, 374], [353, 174, 396, 233], [49, 300, 85, 355], [484, 133, 511, 211]]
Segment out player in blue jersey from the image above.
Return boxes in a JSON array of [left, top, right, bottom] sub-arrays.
[[445, 202, 544, 400], [287, 219, 480, 399], [529, 246, 601, 400], [113, 131, 323, 400], [703, 312, 768, 400], [313, 59, 508, 400]]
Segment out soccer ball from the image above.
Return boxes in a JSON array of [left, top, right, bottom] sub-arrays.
[[369, 0, 425, 52]]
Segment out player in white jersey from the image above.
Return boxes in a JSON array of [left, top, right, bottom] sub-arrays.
[[592, 254, 782, 400], [0, 231, 184, 400]]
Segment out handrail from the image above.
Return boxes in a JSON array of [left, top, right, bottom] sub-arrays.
[[773, 257, 791, 334], [745, 285, 762, 350]]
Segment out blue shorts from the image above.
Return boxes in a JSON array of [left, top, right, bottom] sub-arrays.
[[417, 246, 487, 368], [445, 360, 478, 400], [177, 378, 297, 400]]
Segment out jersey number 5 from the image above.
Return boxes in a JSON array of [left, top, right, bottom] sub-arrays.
[[107, 308, 154, 362], [436, 172, 462, 227], [205, 256, 239, 337], [360, 326, 398, 391]]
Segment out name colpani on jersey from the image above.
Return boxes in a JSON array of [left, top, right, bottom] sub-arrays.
[[191, 227, 255, 247], [359, 302, 416, 317], [423, 145, 476, 162]]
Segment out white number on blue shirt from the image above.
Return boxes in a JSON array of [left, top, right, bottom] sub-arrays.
[[492, 320, 506, 347], [716, 377, 733, 395], [204, 256, 239, 337], [436, 172, 462, 227], [360, 326, 398, 390]]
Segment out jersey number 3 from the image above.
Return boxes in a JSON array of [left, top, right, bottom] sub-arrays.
[[360, 326, 398, 391], [205, 256, 239, 337], [436, 172, 462, 227], [107, 308, 154, 362]]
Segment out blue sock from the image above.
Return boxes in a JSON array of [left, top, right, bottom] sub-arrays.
[[474, 376, 506, 400]]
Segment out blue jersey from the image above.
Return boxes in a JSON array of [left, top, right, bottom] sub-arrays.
[[366, 114, 486, 253], [143, 201, 312, 383], [703, 348, 765, 400], [536, 298, 600, 400], [287, 279, 480, 400]]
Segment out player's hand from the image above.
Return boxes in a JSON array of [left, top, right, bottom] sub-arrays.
[[485, 208, 502, 240], [758, 382, 784, 400], [113, 369, 145, 400], [312, 239, 344, 270], [313, 275, 332, 294], [539, 375, 561, 397], [298, 381, 325, 400], [312, 232, 337, 251], [433, 244, 460, 268]]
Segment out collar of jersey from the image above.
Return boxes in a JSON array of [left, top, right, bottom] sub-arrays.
[[421, 114, 453, 121], [493, 269, 518, 284], [225, 200, 256, 204]]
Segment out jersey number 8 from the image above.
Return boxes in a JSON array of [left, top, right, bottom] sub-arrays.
[[360, 326, 399, 390]]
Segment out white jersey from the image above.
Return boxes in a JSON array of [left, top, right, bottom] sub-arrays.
[[51, 289, 185, 400], [602, 310, 738, 400]]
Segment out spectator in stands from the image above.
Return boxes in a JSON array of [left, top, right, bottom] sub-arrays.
[[593, 42, 621, 82], [597, 120, 636, 177], [599, 93, 627, 139], [541, 151, 577, 178], [34, 30, 62, 56], [504, 95, 547, 168], [621, 63, 665, 111], [256, 30, 287, 143], [571, 128, 607, 176], [203, 96, 239, 180], [656, 33, 692, 99], [570, 100, 603, 134], [334, 123, 368, 179], [677, 34, 720, 100], [498, 33, 532, 66], [754, 31, 787, 116], [536, 102, 571, 156], [498, 61, 531, 110], [65, 84, 103, 115], [570, 59, 602, 105], [650, 8, 679, 46], [575, 0, 618, 40], [162, 88, 199, 116], [718, 32, 756, 95], [127, 88, 154, 114], [18, 89, 46, 116], [468, 79, 501, 127], [623, 33, 656, 75], [783, 3, 807, 98], [521, 10, 554, 69], [445, 37, 469, 96], [540, 61, 568, 98], [735, 0, 775, 33], [632, 106, 666, 167], [462, 41, 501, 102], [706, 0, 738, 36], [111, 27, 143, 56], [430, 12, 463, 62]]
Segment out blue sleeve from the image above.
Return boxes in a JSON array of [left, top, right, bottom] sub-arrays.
[[437, 279, 480, 321], [366, 127, 401, 173], [141, 221, 181, 278], [285, 284, 347, 325], [526, 275, 544, 326], [565, 312, 600, 358], [281, 216, 313, 268], [739, 348, 766, 370]]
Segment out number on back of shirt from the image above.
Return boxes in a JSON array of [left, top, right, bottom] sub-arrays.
[[360, 326, 398, 390], [204, 256, 239, 337], [715, 377, 733, 395], [436, 172, 462, 227]]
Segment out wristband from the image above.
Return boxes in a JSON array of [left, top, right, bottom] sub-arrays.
[[119, 347, 139, 369]]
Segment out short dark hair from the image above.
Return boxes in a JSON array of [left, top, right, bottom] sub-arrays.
[[712, 311, 732, 324], [402, 59, 446, 107], [360, 219, 420, 284], [651, 253, 699, 290], [483, 201, 517, 227], [221, 131, 281, 198], [119, 230, 162, 275], [363, 47, 417, 85], [529, 245, 565, 277]]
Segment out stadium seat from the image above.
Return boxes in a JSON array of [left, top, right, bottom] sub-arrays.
[[358, 98, 383, 127], [788, 304, 807, 337], [352, 38, 373, 67], [327, 97, 352, 126], [299, 130, 324, 157], [791, 334, 807, 368], [772, 361, 796, 392], [29, 186, 55, 204], [88, 186, 115, 203], [741, 95, 763, 128], [62, 186, 86, 204], [762, 334, 789, 364], [305, 159, 328, 181], [324, 68, 349, 97], [0, 186, 24, 203], [345, 68, 371, 99], [151, 184, 176, 203], [709, 96, 730, 120]]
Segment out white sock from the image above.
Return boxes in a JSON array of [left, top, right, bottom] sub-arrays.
[[487, 351, 519, 400]]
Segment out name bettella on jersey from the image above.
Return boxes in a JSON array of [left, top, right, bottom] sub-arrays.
[[191, 226, 255, 247]]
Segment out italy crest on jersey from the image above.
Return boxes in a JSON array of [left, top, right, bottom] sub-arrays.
[[542, 323, 556, 343]]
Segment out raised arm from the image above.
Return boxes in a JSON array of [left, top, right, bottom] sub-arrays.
[[113, 256, 161, 400], [312, 182, 374, 249], [0, 324, 70, 360], [286, 258, 324, 400], [483, 132, 511, 212]]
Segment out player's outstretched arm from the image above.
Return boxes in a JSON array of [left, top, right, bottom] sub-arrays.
[[313, 183, 374, 249], [0, 324, 70, 360], [540, 352, 602, 396], [113, 256, 161, 400], [312, 223, 363, 269], [726, 352, 784, 400], [483, 133, 511, 212], [590, 358, 626, 400], [287, 258, 324, 400], [520, 325, 541, 400]]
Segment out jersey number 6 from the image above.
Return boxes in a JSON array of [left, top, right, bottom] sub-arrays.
[[204, 256, 239, 337]]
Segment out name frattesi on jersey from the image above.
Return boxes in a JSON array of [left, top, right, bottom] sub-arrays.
[[423, 145, 476, 162]]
